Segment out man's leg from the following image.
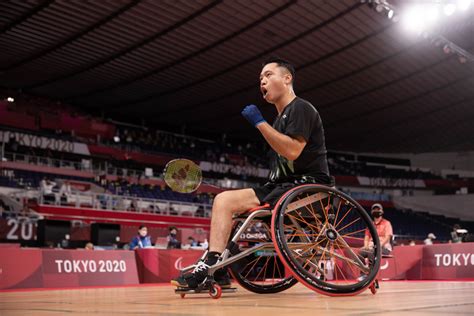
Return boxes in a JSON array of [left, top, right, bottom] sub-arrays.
[[208, 188, 260, 253], [174, 188, 260, 288]]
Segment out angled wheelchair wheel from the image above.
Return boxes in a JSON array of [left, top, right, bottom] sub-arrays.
[[271, 184, 381, 296], [228, 216, 297, 294]]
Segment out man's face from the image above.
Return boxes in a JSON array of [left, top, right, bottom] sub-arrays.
[[259, 63, 292, 104], [139, 227, 147, 237]]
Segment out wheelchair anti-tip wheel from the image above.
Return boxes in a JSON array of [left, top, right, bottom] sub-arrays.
[[271, 184, 381, 296], [228, 214, 298, 294]]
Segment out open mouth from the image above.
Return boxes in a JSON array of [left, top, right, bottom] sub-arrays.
[[261, 87, 268, 97]]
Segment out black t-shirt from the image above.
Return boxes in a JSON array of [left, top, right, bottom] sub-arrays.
[[268, 97, 332, 184]]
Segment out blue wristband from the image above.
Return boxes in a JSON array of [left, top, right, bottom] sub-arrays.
[[241, 104, 266, 127]]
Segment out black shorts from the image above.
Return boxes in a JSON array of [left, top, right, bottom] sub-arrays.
[[253, 176, 335, 206], [253, 182, 295, 206]]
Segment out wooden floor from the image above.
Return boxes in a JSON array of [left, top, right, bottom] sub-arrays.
[[1, 281, 473, 316]]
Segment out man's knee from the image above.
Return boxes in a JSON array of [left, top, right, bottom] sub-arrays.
[[213, 189, 259, 212], [213, 191, 231, 207]]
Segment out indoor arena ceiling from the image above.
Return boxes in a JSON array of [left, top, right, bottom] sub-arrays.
[[1, 0, 474, 153]]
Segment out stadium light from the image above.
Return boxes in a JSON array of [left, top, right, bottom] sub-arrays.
[[457, 0, 471, 10], [426, 5, 439, 23], [443, 3, 456, 16], [363, 0, 474, 64], [113, 136, 120, 143], [387, 9, 394, 19], [6, 97, 14, 102], [402, 5, 425, 32], [362, 0, 399, 21]]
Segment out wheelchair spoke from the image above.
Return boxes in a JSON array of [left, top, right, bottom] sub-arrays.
[[286, 212, 321, 234], [338, 228, 366, 238], [333, 238, 368, 273], [304, 193, 324, 227], [253, 256, 271, 283], [319, 197, 329, 224], [274, 185, 381, 294], [285, 192, 328, 213], [333, 199, 343, 229], [334, 205, 353, 229], [333, 256, 349, 282], [336, 216, 361, 232], [333, 242, 362, 280]]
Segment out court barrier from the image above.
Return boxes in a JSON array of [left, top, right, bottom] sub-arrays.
[[0, 243, 473, 290]]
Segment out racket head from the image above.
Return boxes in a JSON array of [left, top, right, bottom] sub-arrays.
[[163, 159, 202, 193]]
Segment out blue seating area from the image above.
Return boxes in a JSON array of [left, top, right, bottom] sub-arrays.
[[6, 169, 91, 189], [330, 157, 441, 180], [105, 182, 214, 204], [381, 208, 473, 241], [0, 176, 19, 188]]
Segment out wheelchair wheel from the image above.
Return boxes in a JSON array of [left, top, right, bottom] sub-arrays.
[[228, 216, 297, 294], [271, 184, 381, 296]]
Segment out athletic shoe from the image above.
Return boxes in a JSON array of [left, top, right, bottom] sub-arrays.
[[171, 261, 231, 289]]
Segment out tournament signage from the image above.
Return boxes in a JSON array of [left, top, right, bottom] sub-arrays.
[[0, 130, 90, 155], [199, 161, 269, 178], [0, 248, 139, 289], [0, 218, 37, 242], [421, 243, 474, 279], [357, 176, 426, 188]]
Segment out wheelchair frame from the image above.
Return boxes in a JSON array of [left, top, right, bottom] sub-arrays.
[[175, 184, 381, 299]]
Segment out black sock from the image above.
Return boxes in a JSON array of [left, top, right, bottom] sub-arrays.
[[205, 251, 221, 265]]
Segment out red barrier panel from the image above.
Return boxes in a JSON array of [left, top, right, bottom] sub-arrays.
[[379, 243, 474, 280], [0, 248, 43, 289], [421, 243, 474, 279], [0, 109, 38, 130], [135, 249, 203, 283], [0, 249, 139, 290], [379, 245, 423, 280]]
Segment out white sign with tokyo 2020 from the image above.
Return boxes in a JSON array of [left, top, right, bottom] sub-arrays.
[[54, 259, 127, 273]]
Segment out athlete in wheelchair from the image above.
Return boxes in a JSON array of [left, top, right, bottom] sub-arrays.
[[172, 59, 381, 298]]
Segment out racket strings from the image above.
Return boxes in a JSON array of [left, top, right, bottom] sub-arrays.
[[164, 159, 202, 193]]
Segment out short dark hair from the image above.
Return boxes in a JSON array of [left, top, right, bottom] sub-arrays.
[[138, 225, 147, 230], [169, 226, 177, 232], [262, 57, 295, 84]]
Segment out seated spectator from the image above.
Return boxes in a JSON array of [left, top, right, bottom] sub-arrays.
[[451, 224, 463, 243], [59, 181, 71, 205], [40, 177, 57, 204], [408, 240, 416, 246], [424, 233, 436, 245], [60, 234, 70, 249], [84, 242, 94, 250], [128, 198, 138, 212], [195, 205, 205, 217], [167, 226, 181, 249], [148, 204, 160, 214], [359, 203, 393, 263], [187, 236, 199, 247], [129, 225, 152, 249]]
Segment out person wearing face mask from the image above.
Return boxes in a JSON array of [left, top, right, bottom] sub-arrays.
[[167, 226, 181, 249], [129, 225, 152, 250], [361, 203, 393, 260]]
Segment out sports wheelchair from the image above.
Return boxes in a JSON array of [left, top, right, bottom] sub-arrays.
[[175, 184, 381, 299]]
